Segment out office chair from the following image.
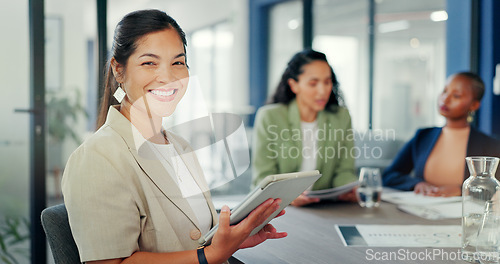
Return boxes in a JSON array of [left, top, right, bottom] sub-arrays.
[[40, 204, 242, 264], [41, 204, 81, 264]]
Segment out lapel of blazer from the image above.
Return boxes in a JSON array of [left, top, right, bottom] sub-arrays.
[[105, 106, 202, 230], [315, 110, 328, 173], [288, 100, 302, 168], [166, 131, 218, 226]]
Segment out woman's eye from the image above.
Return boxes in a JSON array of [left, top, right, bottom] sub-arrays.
[[141, 61, 155, 66], [173, 61, 185, 66]]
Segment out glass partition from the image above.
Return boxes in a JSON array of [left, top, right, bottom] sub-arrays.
[[44, 0, 97, 206], [313, 0, 370, 131], [0, 0, 31, 263], [268, 0, 303, 97], [373, 0, 446, 139], [312, 0, 446, 141]]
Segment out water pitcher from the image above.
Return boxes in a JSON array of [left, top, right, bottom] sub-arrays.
[[462, 156, 500, 262]]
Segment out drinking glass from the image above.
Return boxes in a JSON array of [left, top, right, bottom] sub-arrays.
[[476, 200, 500, 264], [356, 167, 382, 208]]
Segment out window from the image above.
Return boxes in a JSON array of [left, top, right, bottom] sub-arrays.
[[313, 0, 370, 131], [268, 0, 303, 97], [373, 0, 446, 139], [268, 0, 446, 142], [0, 0, 31, 262], [45, 0, 97, 203], [186, 22, 234, 113]]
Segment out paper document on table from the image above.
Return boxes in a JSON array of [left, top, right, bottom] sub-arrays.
[[306, 181, 359, 199], [381, 191, 462, 205], [397, 201, 462, 220], [336, 225, 461, 247]]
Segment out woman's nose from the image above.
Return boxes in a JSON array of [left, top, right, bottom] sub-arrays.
[[439, 93, 450, 104], [156, 67, 176, 83], [318, 84, 327, 96]]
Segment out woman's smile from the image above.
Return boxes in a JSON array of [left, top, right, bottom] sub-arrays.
[[148, 88, 178, 102]]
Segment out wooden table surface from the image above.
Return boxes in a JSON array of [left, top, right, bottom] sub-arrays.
[[232, 200, 469, 264]]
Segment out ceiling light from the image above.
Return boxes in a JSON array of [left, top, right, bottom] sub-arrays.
[[378, 20, 410, 33], [410, 38, 420, 48], [288, 19, 299, 30], [430, 11, 448, 22]]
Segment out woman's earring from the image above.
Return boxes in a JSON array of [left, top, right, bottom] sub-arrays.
[[467, 111, 475, 123], [113, 85, 126, 103]]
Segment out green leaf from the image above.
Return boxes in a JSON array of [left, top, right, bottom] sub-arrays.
[[0, 255, 13, 264], [0, 233, 7, 252], [8, 235, 29, 246]]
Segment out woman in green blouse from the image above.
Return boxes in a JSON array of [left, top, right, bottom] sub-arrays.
[[252, 49, 358, 206]]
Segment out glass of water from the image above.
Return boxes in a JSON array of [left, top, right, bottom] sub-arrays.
[[356, 167, 382, 208]]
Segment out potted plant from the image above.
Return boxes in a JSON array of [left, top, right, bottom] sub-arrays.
[[46, 88, 88, 198], [0, 216, 30, 264]]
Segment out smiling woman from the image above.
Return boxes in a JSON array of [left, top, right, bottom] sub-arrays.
[[62, 9, 287, 264]]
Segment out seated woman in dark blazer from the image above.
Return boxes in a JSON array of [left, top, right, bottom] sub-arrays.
[[383, 72, 500, 196]]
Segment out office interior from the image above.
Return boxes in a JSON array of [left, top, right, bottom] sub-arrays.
[[1, 0, 499, 263]]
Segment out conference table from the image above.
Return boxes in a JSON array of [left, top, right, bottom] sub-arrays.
[[229, 197, 468, 264]]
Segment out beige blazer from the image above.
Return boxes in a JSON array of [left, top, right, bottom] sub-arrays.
[[62, 106, 218, 262]]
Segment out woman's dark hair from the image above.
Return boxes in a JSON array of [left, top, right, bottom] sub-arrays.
[[96, 9, 187, 129], [454, 72, 485, 101], [269, 49, 345, 111]]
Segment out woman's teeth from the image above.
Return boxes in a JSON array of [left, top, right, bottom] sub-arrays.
[[150, 89, 175, 96]]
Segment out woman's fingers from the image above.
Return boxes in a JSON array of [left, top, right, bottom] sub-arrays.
[[218, 205, 231, 234], [290, 194, 319, 207], [263, 224, 276, 233], [239, 198, 281, 232], [255, 198, 280, 220], [274, 209, 286, 218], [261, 224, 287, 239]]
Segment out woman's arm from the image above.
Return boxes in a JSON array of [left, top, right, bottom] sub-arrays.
[[414, 182, 461, 197], [331, 110, 358, 188], [382, 135, 421, 190], [87, 199, 286, 264], [251, 108, 280, 187]]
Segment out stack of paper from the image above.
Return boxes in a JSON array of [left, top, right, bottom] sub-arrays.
[[381, 191, 462, 220], [306, 181, 359, 200]]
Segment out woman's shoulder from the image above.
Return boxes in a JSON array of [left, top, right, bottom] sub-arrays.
[[403, 127, 441, 145], [62, 124, 135, 187], [413, 127, 441, 136], [255, 103, 289, 123], [71, 124, 127, 158], [470, 127, 500, 145], [325, 105, 350, 116], [257, 103, 288, 115]]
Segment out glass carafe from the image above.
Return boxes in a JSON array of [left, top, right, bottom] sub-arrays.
[[476, 200, 500, 264], [462, 156, 500, 262]]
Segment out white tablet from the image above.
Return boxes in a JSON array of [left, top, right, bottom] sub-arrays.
[[198, 170, 322, 246]]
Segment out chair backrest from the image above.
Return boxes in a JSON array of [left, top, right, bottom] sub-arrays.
[[41, 204, 81, 264]]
